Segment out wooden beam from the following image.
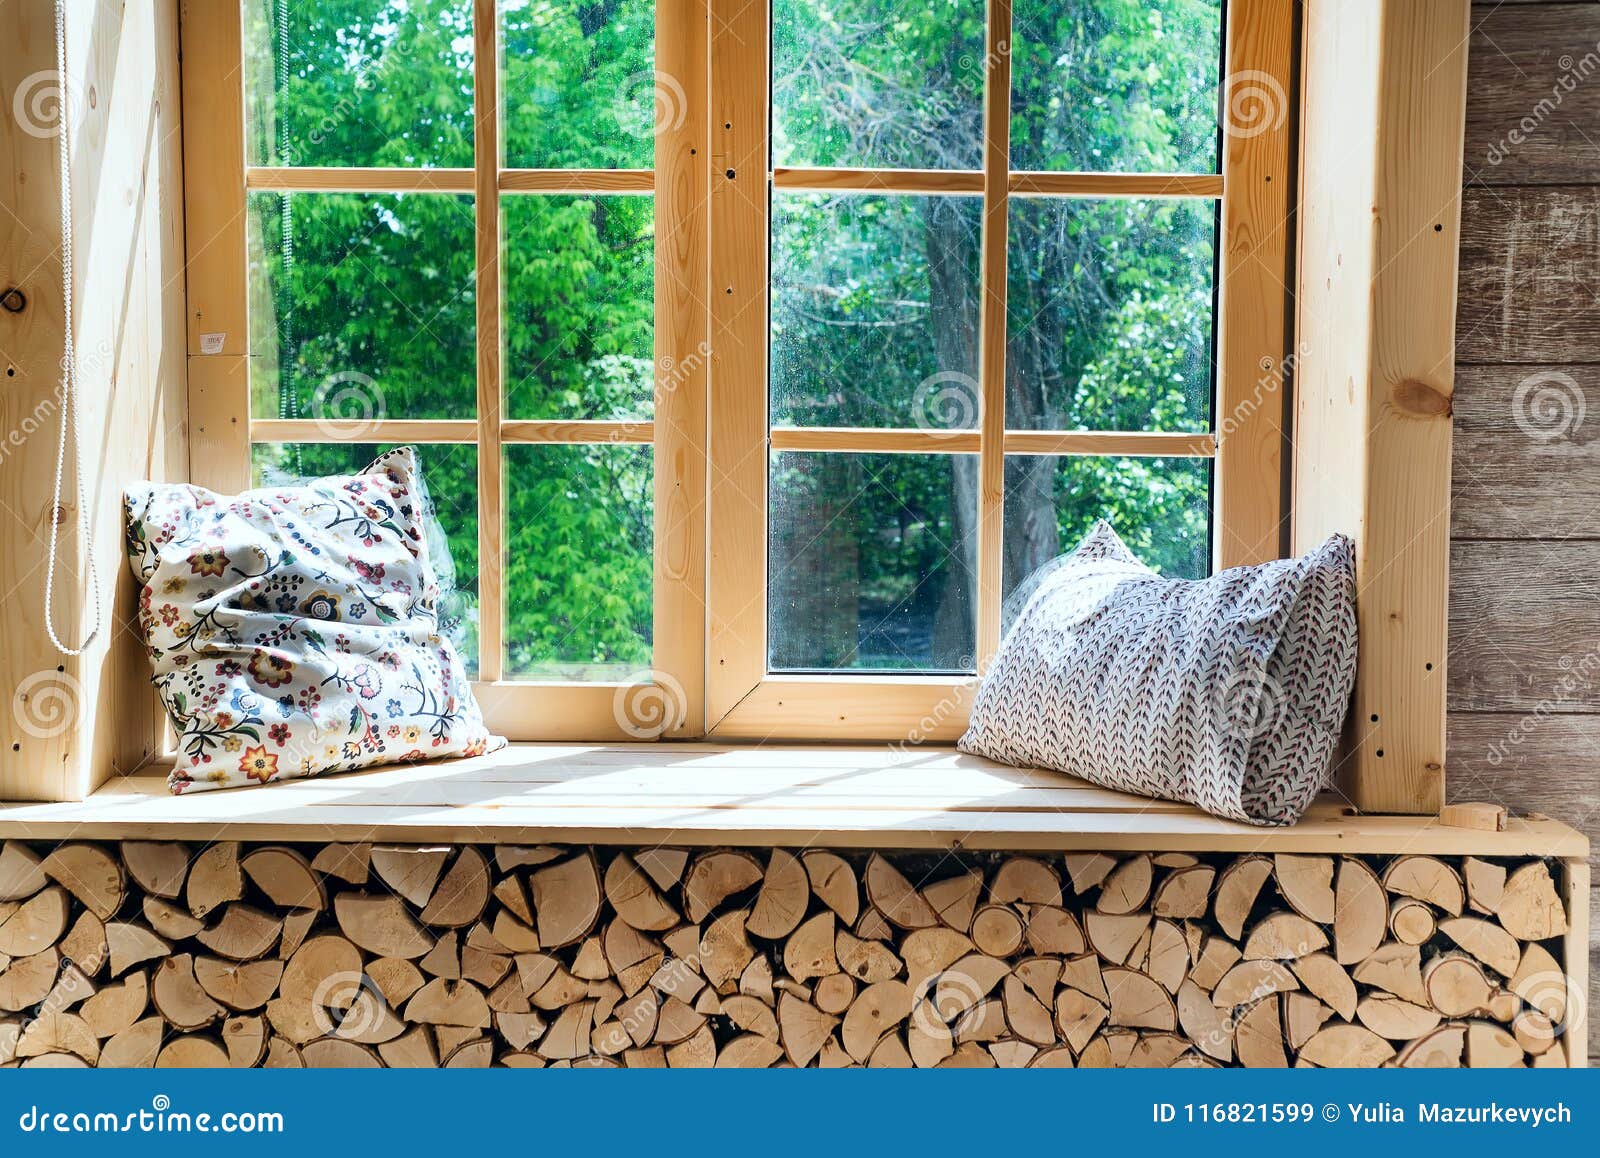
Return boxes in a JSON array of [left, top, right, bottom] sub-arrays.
[[973, 0, 1014, 667], [1214, 0, 1293, 569], [1295, 0, 1469, 814], [472, 0, 504, 682]]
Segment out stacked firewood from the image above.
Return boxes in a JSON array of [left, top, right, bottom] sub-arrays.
[[0, 840, 1575, 1067]]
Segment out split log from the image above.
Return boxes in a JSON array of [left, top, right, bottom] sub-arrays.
[[1352, 942, 1426, 1004], [1024, 906, 1087, 956], [80, 971, 148, 1039], [1143, 919, 1189, 993], [196, 905, 282, 960], [1235, 996, 1287, 1067], [194, 957, 283, 1012], [300, 1039, 381, 1068], [1096, 855, 1152, 914], [1211, 960, 1298, 1009], [186, 842, 242, 919], [1189, 937, 1243, 992], [335, 894, 434, 958], [1383, 856, 1464, 916], [420, 848, 490, 928], [1152, 866, 1214, 919], [1397, 1024, 1466, 1067], [1463, 858, 1506, 914], [747, 849, 808, 939], [835, 929, 901, 984], [1063, 853, 1117, 895], [1357, 995, 1441, 1040], [783, 912, 838, 981], [122, 842, 189, 900], [990, 857, 1063, 908], [1283, 992, 1333, 1052], [224, 1018, 268, 1066], [604, 853, 679, 932], [971, 905, 1024, 957], [933, 954, 1010, 1019], [106, 922, 170, 977], [777, 992, 838, 1066], [0, 842, 46, 901], [801, 851, 860, 926], [1495, 862, 1566, 940], [405, 978, 491, 1029], [864, 854, 938, 929], [528, 853, 602, 949], [310, 843, 370, 885], [1084, 912, 1149, 965], [152, 954, 224, 1030], [1299, 1023, 1395, 1067], [682, 851, 763, 924], [41, 844, 123, 920], [1465, 1020, 1524, 1068], [1274, 855, 1335, 923], [98, 1018, 163, 1068], [901, 927, 974, 991], [700, 910, 755, 991], [921, 870, 981, 933], [1214, 857, 1271, 940], [842, 979, 912, 1061], [1104, 968, 1176, 1030], [0, 886, 68, 957], [241, 847, 326, 910], [1289, 954, 1357, 1021], [1177, 979, 1232, 1062], [1243, 912, 1329, 960], [0, 948, 59, 1011], [1002, 974, 1055, 1045], [1509, 942, 1567, 1023], [1439, 916, 1520, 977], [1333, 858, 1386, 964], [143, 897, 202, 941], [371, 846, 450, 907]]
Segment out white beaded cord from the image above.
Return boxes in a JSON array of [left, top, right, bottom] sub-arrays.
[[43, 0, 102, 657]]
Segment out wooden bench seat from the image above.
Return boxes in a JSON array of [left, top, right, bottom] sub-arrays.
[[0, 743, 1585, 856]]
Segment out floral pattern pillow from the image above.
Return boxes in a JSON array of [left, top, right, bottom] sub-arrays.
[[124, 447, 502, 794]]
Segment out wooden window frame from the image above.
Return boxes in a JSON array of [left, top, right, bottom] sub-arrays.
[[179, 0, 1293, 747], [705, 0, 1295, 740], [180, 0, 707, 742]]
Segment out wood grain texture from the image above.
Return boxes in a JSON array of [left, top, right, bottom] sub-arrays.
[[1463, 3, 1600, 186], [1457, 185, 1600, 364], [472, 0, 504, 682], [1297, 0, 1468, 814], [1450, 540, 1600, 712], [1451, 363, 1600, 538], [1, 0, 188, 799]]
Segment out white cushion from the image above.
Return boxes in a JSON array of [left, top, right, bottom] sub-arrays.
[[124, 447, 501, 794], [959, 521, 1357, 826]]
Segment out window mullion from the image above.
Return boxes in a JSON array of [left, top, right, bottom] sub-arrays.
[[473, 0, 505, 683], [975, 0, 1015, 666]]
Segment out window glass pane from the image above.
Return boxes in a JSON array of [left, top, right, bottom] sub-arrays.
[[1005, 197, 1215, 433], [1010, 0, 1223, 174], [773, 0, 986, 170], [250, 442, 481, 672], [501, 0, 656, 169], [1002, 453, 1210, 633], [244, 0, 474, 168], [770, 453, 976, 673], [504, 444, 654, 679], [504, 195, 655, 420], [773, 193, 981, 429], [248, 192, 477, 422]]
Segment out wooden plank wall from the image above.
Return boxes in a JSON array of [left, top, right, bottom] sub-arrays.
[[0, 0, 188, 800], [1450, 0, 1600, 1059]]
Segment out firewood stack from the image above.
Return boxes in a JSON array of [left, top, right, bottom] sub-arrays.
[[0, 840, 1577, 1067]]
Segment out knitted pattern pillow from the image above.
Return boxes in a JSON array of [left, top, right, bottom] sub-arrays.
[[124, 447, 502, 794], [958, 521, 1357, 826]]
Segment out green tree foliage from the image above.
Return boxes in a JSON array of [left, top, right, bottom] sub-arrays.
[[246, 0, 1221, 678]]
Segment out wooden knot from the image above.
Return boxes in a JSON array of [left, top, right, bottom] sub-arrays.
[[1393, 379, 1452, 418]]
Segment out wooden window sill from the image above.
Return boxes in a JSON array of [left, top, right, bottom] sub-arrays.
[[0, 744, 1585, 856]]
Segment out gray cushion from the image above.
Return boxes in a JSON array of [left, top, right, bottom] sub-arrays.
[[958, 521, 1357, 826]]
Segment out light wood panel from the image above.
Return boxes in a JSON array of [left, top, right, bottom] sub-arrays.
[[973, 0, 1014, 665], [497, 168, 653, 193], [652, 0, 709, 737], [473, 0, 504, 683], [1, 0, 189, 800], [706, 0, 770, 726], [245, 166, 475, 193], [1295, 0, 1469, 814], [250, 418, 656, 445], [1008, 171, 1224, 198], [1214, 0, 1292, 568], [0, 744, 1586, 855], [179, 0, 249, 492]]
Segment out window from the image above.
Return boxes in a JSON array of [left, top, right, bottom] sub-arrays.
[[181, 0, 1291, 743]]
